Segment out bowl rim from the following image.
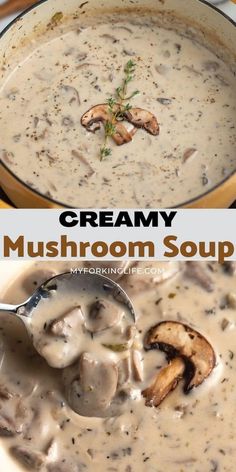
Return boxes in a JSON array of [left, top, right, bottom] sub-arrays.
[[0, 0, 235, 209]]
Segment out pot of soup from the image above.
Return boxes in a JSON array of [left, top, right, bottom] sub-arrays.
[[0, 0, 235, 208], [0, 259, 236, 471]]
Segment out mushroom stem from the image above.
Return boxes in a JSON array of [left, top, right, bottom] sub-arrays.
[[142, 358, 185, 407]]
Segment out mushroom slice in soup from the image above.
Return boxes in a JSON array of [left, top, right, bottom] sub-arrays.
[[122, 107, 159, 135], [81, 104, 136, 145], [86, 299, 124, 333], [0, 414, 21, 437], [49, 306, 84, 337], [185, 262, 214, 292], [142, 357, 185, 407], [0, 384, 15, 400], [223, 261, 236, 276], [118, 355, 131, 386], [81, 104, 158, 145], [145, 321, 216, 393], [31, 306, 86, 369], [10, 445, 45, 471], [63, 353, 118, 417], [132, 350, 144, 382]]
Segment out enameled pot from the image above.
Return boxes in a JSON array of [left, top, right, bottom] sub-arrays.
[[0, 0, 235, 208]]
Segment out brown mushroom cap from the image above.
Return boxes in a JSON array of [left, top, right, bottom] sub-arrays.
[[145, 321, 216, 392], [81, 104, 110, 130], [123, 107, 159, 135], [49, 306, 84, 337]]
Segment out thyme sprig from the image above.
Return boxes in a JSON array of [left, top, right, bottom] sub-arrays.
[[100, 60, 139, 161]]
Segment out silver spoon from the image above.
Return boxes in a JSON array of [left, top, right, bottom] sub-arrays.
[[0, 271, 136, 340]]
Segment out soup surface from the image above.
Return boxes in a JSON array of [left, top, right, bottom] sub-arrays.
[[0, 12, 236, 207], [0, 261, 236, 471]]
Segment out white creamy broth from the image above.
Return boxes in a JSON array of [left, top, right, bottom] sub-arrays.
[[29, 281, 133, 369], [0, 261, 236, 471], [0, 12, 236, 207]]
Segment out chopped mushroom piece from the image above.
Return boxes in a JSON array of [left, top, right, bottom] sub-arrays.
[[0, 384, 14, 400], [226, 292, 236, 309], [0, 414, 21, 437], [145, 321, 216, 392], [132, 350, 144, 382], [86, 299, 123, 333], [71, 150, 95, 177], [223, 262, 236, 276], [185, 262, 214, 292], [47, 463, 79, 472], [122, 107, 159, 135], [81, 104, 116, 132], [142, 357, 185, 407], [63, 353, 118, 417], [10, 445, 45, 471], [45, 439, 59, 462], [61, 84, 81, 105], [49, 306, 84, 337], [118, 355, 131, 386]]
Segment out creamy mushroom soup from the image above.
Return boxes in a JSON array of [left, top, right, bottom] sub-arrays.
[[1, 261, 236, 471], [0, 12, 236, 207]]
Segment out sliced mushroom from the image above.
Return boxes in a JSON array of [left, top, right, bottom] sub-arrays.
[[63, 353, 118, 417], [81, 104, 113, 131], [185, 262, 214, 292], [0, 384, 14, 400], [71, 149, 95, 177], [49, 306, 84, 337], [10, 445, 45, 471], [45, 439, 59, 462], [226, 292, 236, 309], [112, 121, 136, 145], [223, 262, 236, 276], [0, 414, 21, 437], [81, 104, 135, 145], [123, 107, 159, 135], [142, 357, 185, 407], [118, 355, 131, 386], [47, 463, 79, 472], [145, 321, 216, 392], [86, 299, 123, 333], [131, 350, 144, 382], [81, 104, 159, 145], [61, 84, 81, 105]]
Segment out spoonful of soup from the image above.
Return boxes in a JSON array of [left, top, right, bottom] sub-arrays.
[[0, 272, 136, 368]]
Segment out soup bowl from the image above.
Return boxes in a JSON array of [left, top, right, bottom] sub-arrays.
[[0, 0, 235, 208]]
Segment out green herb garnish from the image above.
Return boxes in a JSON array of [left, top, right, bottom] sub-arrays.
[[102, 342, 130, 352], [100, 60, 139, 160]]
